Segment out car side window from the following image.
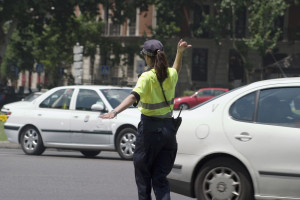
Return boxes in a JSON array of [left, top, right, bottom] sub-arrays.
[[257, 87, 300, 127], [101, 89, 132, 108], [214, 90, 226, 96], [230, 92, 255, 121], [76, 89, 103, 111], [39, 89, 74, 109], [197, 90, 212, 97]]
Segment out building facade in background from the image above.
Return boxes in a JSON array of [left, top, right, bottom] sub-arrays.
[[82, 2, 300, 96], [14, 2, 300, 96]]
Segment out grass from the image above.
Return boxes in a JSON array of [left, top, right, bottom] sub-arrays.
[[0, 121, 7, 141]]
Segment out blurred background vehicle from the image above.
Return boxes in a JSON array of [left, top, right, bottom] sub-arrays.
[[0, 89, 7, 109], [0, 86, 45, 108], [22, 92, 44, 101], [0, 86, 20, 109], [173, 88, 229, 110], [1, 85, 139, 160], [168, 77, 300, 200], [21, 89, 48, 101]]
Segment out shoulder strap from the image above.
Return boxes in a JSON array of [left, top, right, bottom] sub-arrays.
[[159, 81, 182, 118], [159, 81, 169, 106]]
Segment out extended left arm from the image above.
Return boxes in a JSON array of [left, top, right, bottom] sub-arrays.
[[100, 94, 137, 119]]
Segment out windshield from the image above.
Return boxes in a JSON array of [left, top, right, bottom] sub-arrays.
[[100, 88, 133, 108]]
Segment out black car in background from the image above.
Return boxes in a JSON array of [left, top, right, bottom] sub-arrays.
[[0, 86, 29, 108]]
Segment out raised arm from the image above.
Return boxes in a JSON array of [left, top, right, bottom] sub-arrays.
[[172, 39, 192, 73]]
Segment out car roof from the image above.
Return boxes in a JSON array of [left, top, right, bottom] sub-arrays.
[[219, 77, 300, 102], [246, 77, 300, 88], [49, 85, 133, 90]]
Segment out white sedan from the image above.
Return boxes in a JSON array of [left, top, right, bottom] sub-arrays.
[[1, 85, 140, 160], [168, 77, 300, 200]]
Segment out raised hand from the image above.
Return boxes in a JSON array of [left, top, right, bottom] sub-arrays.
[[177, 39, 192, 53]]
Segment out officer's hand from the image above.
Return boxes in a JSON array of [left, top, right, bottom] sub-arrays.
[[100, 112, 116, 119], [177, 39, 192, 53]]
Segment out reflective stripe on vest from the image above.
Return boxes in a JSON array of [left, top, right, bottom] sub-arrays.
[[139, 98, 174, 110]]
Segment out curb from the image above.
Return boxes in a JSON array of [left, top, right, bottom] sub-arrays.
[[0, 141, 20, 149]]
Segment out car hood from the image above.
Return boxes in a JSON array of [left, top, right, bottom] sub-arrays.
[[175, 96, 191, 101]]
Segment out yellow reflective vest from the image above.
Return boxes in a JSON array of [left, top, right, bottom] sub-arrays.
[[132, 68, 178, 118]]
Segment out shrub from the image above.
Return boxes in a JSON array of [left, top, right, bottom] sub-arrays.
[[183, 90, 195, 96]]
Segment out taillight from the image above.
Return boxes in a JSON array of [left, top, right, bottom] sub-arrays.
[[6, 112, 11, 118]]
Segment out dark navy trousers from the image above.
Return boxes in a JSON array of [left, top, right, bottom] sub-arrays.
[[133, 114, 178, 200]]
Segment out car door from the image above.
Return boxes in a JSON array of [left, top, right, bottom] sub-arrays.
[[223, 87, 300, 198], [70, 89, 111, 145], [37, 88, 74, 144]]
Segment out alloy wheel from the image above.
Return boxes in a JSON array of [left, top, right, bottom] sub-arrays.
[[119, 132, 136, 157], [203, 167, 241, 199]]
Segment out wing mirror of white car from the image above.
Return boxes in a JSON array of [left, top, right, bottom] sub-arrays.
[[91, 103, 105, 111]]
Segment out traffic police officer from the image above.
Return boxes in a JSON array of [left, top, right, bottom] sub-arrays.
[[101, 39, 191, 200]]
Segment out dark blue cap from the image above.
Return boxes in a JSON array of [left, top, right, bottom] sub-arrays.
[[140, 39, 163, 57]]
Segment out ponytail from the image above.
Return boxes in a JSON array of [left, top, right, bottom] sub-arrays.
[[153, 50, 169, 83]]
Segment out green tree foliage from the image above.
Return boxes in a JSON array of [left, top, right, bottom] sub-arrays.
[[199, 0, 290, 82], [246, 0, 288, 55], [148, 0, 297, 83], [0, 0, 101, 85], [0, 0, 148, 87]]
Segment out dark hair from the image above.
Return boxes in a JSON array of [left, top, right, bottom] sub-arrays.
[[148, 50, 169, 83]]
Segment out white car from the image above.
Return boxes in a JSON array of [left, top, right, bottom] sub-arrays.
[[168, 77, 300, 200], [1, 85, 140, 160]]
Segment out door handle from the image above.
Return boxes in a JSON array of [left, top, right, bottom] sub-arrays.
[[235, 132, 252, 142]]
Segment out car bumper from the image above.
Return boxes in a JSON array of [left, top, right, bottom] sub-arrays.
[[168, 177, 193, 197], [167, 153, 201, 198], [3, 123, 22, 143]]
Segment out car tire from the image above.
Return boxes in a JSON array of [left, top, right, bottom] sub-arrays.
[[80, 150, 101, 158], [195, 157, 254, 200], [116, 127, 136, 160], [179, 103, 189, 110], [20, 126, 45, 155]]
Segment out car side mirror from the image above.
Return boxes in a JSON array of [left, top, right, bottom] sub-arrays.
[[91, 103, 105, 111]]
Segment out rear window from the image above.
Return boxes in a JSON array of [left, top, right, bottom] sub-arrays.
[[100, 89, 132, 108]]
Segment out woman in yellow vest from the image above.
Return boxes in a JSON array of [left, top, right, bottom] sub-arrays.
[[101, 39, 191, 200]]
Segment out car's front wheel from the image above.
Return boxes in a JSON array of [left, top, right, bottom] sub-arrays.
[[116, 127, 136, 160], [20, 126, 45, 155], [80, 150, 101, 158], [179, 103, 189, 110], [195, 157, 254, 200]]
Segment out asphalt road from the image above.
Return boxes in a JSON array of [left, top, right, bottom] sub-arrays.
[[0, 148, 194, 200]]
